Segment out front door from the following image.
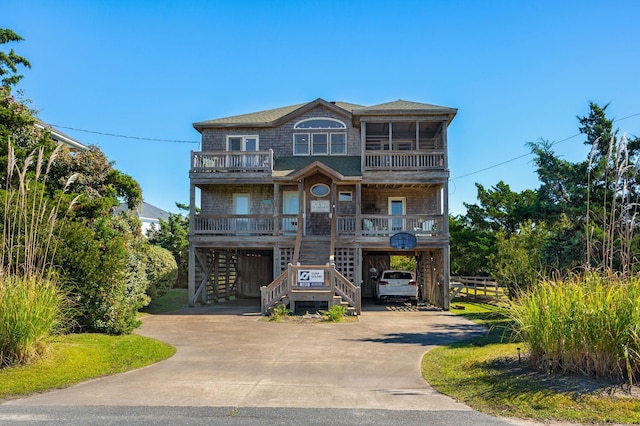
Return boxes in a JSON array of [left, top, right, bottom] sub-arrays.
[[389, 197, 406, 231], [234, 193, 249, 232], [283, 191, 301, 234]]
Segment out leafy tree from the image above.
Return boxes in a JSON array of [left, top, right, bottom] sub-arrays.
[[490, 221, 550, 297], [449, 215, 495, 276], [0, 29, 31, 88], [148, 202, 190, 288], [527, 103, 640, 273], [144, 244, 178, 299], [49, 146, 141, 218], [464, 181, 537, 235], [0, 81, 149, 334], [55, 212, 151, 334]]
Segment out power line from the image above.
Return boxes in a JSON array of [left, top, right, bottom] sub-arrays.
[[49, 124, 200, 144], [51, 110, 640, 166], [449, 112, 640, 182]]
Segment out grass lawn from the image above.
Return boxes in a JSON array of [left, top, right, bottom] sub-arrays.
[[140, 288, 189, 315], [422, 298, 640, 424], [0, 291, 187, 401], [0, 333, 175, 400]]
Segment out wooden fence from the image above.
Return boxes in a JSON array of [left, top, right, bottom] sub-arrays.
[[449, 276, 504, 301]]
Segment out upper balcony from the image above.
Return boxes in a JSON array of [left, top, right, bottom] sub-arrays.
[[363, 150, 444, 171], [191, 148, 445, 182], [190, 150, 274, 177]]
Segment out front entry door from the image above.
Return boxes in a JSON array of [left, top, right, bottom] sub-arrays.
[[283, 191, 301, 234], [389, 197, 406, 231]]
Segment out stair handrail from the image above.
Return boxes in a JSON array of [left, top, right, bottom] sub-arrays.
[[329, 202, 337, 264], [330, 261, 361, 315], [260, 267, 291, 314], [292, 212, 304, 264]]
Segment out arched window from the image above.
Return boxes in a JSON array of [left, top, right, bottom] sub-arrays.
[[294, 118, 346, 129], [293, 118, 347, 156]]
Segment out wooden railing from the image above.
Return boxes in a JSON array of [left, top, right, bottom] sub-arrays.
[[192, 149, 445, 174], [260, 263, 361, 315], [191, 150, 274, 173], [192, 214, 300, 236], [260, 270, 289, 313], [337, 214, 445, 237], [330, 265, 361, 314], [193, 214, 445, 237], [363, 151, 444, 171], [449, 276, 505, 301]]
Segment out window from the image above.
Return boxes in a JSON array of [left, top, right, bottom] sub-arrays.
[[311, 184, 330, 197], [330, 133, 346, 154], [233, 194, 249, 214], [227, 136, 258, 151], [293, 118, 347, 156], [338, 191, 352, 202], [294, 134, 310, 155], [294, 118, 346, 129], [312, 134, 328, 154]]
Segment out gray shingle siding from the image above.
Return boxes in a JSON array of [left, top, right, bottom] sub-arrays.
[[201, 105, 361, 155]]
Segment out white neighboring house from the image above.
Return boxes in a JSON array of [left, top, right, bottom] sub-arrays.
[[36, 121, 89, 152], [116, 201, 171, 236]]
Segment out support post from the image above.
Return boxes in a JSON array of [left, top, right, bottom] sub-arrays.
[[188, 246, 196, 307]]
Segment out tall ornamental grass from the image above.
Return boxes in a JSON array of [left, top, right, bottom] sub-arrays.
[[508, 273, 640, 384], [0, 275, 66, 366], [0, 142, 76, 367]]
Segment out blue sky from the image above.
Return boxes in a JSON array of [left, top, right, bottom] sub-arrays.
[[5, 0, 640, 215]]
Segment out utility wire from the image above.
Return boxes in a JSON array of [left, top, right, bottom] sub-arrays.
[[51, 111, 640, 168], [450, 112, 640, 182], [49, 124, 200, 144]]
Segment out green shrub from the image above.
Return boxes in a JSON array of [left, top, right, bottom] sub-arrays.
[[269, 302, 290, 321], [323, 305, 347, 322], [0, 275, 67, 366], [144, 244, 178, 300], [55, 216, 150, 335], [508, 273, 640, 383]]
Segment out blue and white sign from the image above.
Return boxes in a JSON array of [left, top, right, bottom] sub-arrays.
[[297, 269, 325, 287]]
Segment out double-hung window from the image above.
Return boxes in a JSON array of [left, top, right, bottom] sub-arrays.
[[293, 118, 347, 156], [227, 135, 258, 151]]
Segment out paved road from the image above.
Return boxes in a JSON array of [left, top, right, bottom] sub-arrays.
[[0, 301, 527, 425]]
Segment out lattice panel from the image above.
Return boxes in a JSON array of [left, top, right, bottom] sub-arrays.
[[278, 247, 295, 274], [334, 247, 356, 283]]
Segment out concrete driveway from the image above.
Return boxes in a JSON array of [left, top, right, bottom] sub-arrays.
[[6, 301, 486, 411]]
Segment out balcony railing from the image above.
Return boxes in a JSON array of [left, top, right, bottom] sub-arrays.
[[193, 214, 445, 238], [363, 151, 444, 171], [337, 214, 445, 237], [191, 150, 274, 173]]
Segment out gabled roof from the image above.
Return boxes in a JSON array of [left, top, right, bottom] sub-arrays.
[[193, 98, 457, 132], [116, 201, 171, 222], [194, 98, 365, 131], [355, 99, 457, 115]]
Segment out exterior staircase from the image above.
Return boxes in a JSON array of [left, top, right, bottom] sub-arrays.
[[297, 236, 331, 265], [261, 222, 361, 315]]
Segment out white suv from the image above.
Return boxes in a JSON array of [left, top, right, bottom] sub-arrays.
[[372, 270, 418, 304]]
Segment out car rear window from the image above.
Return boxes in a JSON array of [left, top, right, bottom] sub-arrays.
[[383, 272, 413, 279]]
